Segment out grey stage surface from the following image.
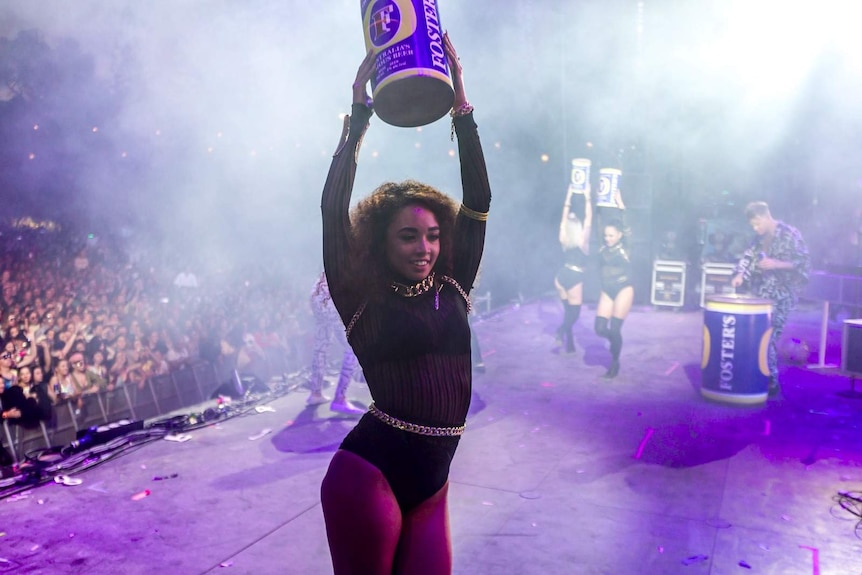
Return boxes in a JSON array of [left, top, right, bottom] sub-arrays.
[[1, 298, 861, 575]]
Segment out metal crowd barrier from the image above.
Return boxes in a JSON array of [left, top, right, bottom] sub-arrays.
[[2, 360, 219, 464]]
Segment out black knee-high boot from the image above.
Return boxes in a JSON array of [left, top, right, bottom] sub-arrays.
[[560, 303, 581, 352], [594, 316, 610, 339], [605, 317, 624, 378], [556, 299, 568, 342], [608, 318, 624, 360]]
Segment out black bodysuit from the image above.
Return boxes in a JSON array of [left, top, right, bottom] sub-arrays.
[[556, 246, 588, 290], [599, 242, 633, 299], [321, 104, 491, 511]]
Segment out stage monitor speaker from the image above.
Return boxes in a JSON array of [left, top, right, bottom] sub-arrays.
[[842, 319, 862, 375], [210, 371, 269, 399], [651, 260, 686, 308], [700, 263, 737, 308]]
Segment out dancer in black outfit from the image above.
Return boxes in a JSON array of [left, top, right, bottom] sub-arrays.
[[319, 35, 491, 575], [594, 189, 632, 378], [553, 183, 592, 353]]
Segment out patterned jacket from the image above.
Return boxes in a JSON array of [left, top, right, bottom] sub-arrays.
[[736, 221, 810, 303]]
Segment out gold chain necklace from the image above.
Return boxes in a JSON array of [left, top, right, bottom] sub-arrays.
[[346, 274, 471, 340], [390, 272, 436, 298]]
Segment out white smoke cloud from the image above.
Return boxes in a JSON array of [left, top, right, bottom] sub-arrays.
[[2, 0, 859, 296]]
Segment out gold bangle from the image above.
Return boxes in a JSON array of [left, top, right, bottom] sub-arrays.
[[459, 204, 489, 221]]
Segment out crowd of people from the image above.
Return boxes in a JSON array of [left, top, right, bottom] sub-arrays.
[[0, 225, 317, 464]]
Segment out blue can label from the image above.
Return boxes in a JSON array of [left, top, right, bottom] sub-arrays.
[[597, 169, 621, 207], [569, 159, 591, 194], [702, 308, 771, 396], [361, 0, 449, 93]]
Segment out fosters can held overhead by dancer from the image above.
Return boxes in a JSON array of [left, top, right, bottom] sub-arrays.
[[569, 158, 591, 195], [360, 0, 454, 127], [597, 168, 622, 208]]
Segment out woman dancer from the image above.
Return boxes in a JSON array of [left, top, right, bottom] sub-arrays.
[[553, 183, 592, 353], [594, 190, 631, 378], [319, 34, 490, 575]]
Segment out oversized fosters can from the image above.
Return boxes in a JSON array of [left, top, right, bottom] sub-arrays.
[[701, 295, 773, 404], [596, 168, 621, 207], [361, 0, 454, 127], [569, 158, 591, 195]]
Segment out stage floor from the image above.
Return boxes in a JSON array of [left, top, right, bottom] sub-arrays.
[[2, 298, 861, 575]]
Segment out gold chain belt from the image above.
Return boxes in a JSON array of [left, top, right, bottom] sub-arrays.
[[368, 403, 465, 437]]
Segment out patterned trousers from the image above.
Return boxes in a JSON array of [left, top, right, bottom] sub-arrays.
[[767, 296, 793, 383], [308, 298, 359, 399]]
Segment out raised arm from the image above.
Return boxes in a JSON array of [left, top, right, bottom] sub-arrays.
[[447, 33, 491, 293], [321, 50, 375, 324], [559, 186, 574, 246], [613, 188, 629, 234], [57, 324, 79, 360], [614, 187, 626, 212], [581, 183, 593, 254]]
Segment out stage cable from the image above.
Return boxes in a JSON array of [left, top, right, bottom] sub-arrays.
[[834, 490, 862, 539], [0, 371, 303, 501]]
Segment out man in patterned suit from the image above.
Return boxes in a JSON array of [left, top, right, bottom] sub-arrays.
[[731, 201, 810, 398], [306, 272, 364, 415]]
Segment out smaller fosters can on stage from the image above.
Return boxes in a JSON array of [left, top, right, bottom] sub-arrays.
[[596, 168, 622, 207], [360, 0, 454, 127], [701, 295, 772, 404], [569, 158, 591, 194]]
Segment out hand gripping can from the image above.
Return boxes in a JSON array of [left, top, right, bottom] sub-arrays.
[[361, 0, 454, 127], [596, 168, 622, 208], [569, 158, 591, 195]]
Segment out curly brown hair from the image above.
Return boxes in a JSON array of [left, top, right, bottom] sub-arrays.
[[348, 180, 458, 296]]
